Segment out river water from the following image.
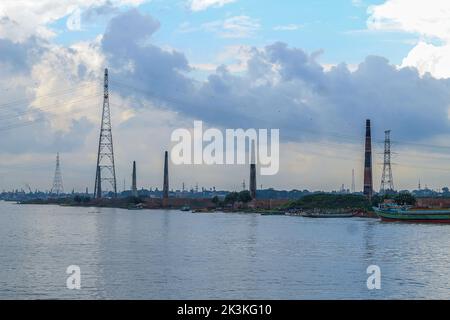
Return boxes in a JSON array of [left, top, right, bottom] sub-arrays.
[[0, 200, 449, 299]]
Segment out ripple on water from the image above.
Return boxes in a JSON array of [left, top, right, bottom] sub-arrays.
[[0, 201, 449, 299]]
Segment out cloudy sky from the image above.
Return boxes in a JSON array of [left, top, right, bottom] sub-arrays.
[[2, 0, 450, 193]]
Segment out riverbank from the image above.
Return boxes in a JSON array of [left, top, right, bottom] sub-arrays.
[[16, 193, 383, 219], [16, 197, 378, 218]]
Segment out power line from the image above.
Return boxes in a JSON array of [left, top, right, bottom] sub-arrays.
[[0, 93, 101, 121], [0, 82, 98, 110], [114, 79, 448, 150], [0, 102, 99, 132]]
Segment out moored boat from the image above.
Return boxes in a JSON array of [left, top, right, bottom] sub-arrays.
[[302, 212, 356, 218], [375, 205, 450, 223], [260, 211, 286, 216]]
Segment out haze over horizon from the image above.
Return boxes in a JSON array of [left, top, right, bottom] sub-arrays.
[[2, 0, 450, 193]]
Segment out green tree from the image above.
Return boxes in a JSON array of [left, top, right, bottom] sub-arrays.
[[288, 193, 370, 210], [224, 192, 239, 204], [127, 196, 141, 204], [371, 195, 382, 207], [212, 196, 220, 205], [394, 192, 416, 205], [238, 190, 253, 203]]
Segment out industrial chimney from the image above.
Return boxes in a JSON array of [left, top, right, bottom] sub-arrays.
[[163, 151, 169, 199], [250, 143, 257, 199], [363, 119, 373, 198], [132, 161, 138, 197]]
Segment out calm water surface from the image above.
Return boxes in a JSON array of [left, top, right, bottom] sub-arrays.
[[0, 200, 449, 299]]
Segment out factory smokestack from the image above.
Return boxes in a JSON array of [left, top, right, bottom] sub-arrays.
[[250, 143, 257, 199], [163, 151, 169, 199], [363, 119, 373, 198], [132, 161, 138, 197]]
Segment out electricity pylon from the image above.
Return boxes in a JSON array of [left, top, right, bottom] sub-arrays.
[[380, 130, 394, 194], [50, 152, 64, 196], [94, 68, 117, 198]]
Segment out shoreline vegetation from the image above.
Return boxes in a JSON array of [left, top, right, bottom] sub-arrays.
[[10, 193, 409, 218]]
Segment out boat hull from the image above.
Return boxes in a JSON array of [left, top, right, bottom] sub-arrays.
[[378, 211, 450, 224], [302, 213, 355, 218]]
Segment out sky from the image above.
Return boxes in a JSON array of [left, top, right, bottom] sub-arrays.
[[2, 0, 450, 193]]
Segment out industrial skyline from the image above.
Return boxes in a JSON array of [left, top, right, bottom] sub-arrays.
[[3, 1, 450, 193], [3, 0, 450, 304], [41, 83, 402, 199]]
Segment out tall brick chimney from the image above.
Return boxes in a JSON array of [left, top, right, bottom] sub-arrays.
[[163, 151, 169, 199], [131, 161, 138, 197], [250, 143, 257, 199], [363, 119, 373, 198]]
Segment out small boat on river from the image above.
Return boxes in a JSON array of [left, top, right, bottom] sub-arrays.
[[302, 212, 356, 218], [374, 204, 450, 223]]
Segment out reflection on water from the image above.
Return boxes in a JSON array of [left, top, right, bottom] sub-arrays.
[[0, 200, 449, 299]]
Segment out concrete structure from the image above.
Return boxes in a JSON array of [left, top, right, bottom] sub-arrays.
[[351, 169, 355, 194], [144, 197, 215, 210], [363, 119, 373, 198], [131, 161, 138, 197], [416, 198, 450, 209], [248, 199, 290, 210], [163, 151, 169, 199]]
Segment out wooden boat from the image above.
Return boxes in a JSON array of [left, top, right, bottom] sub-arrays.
[[260, 211, 286, 216], [374, 205, 450, 223], [192, 208, 215, 213], [302, 212, 356, 218], [127, 203, 144, 210]]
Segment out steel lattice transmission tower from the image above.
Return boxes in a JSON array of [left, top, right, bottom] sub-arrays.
[[94, 68, 117, 198], [380, 130, 394, 194], [50, 152, 64, 195]]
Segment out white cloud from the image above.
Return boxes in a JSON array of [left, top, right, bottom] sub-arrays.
[[28, 39, 105, 131], [367, 0, 450, 78], [192, 45, 254, 73], [368, 0, 450, 40], [0, 0, 146, 42], [273, 24, 303, 31], [179, 15, 261, 38], [401, 41, 450, 78], [202, 15, 260, 38], [189, 0, 236, 12]]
